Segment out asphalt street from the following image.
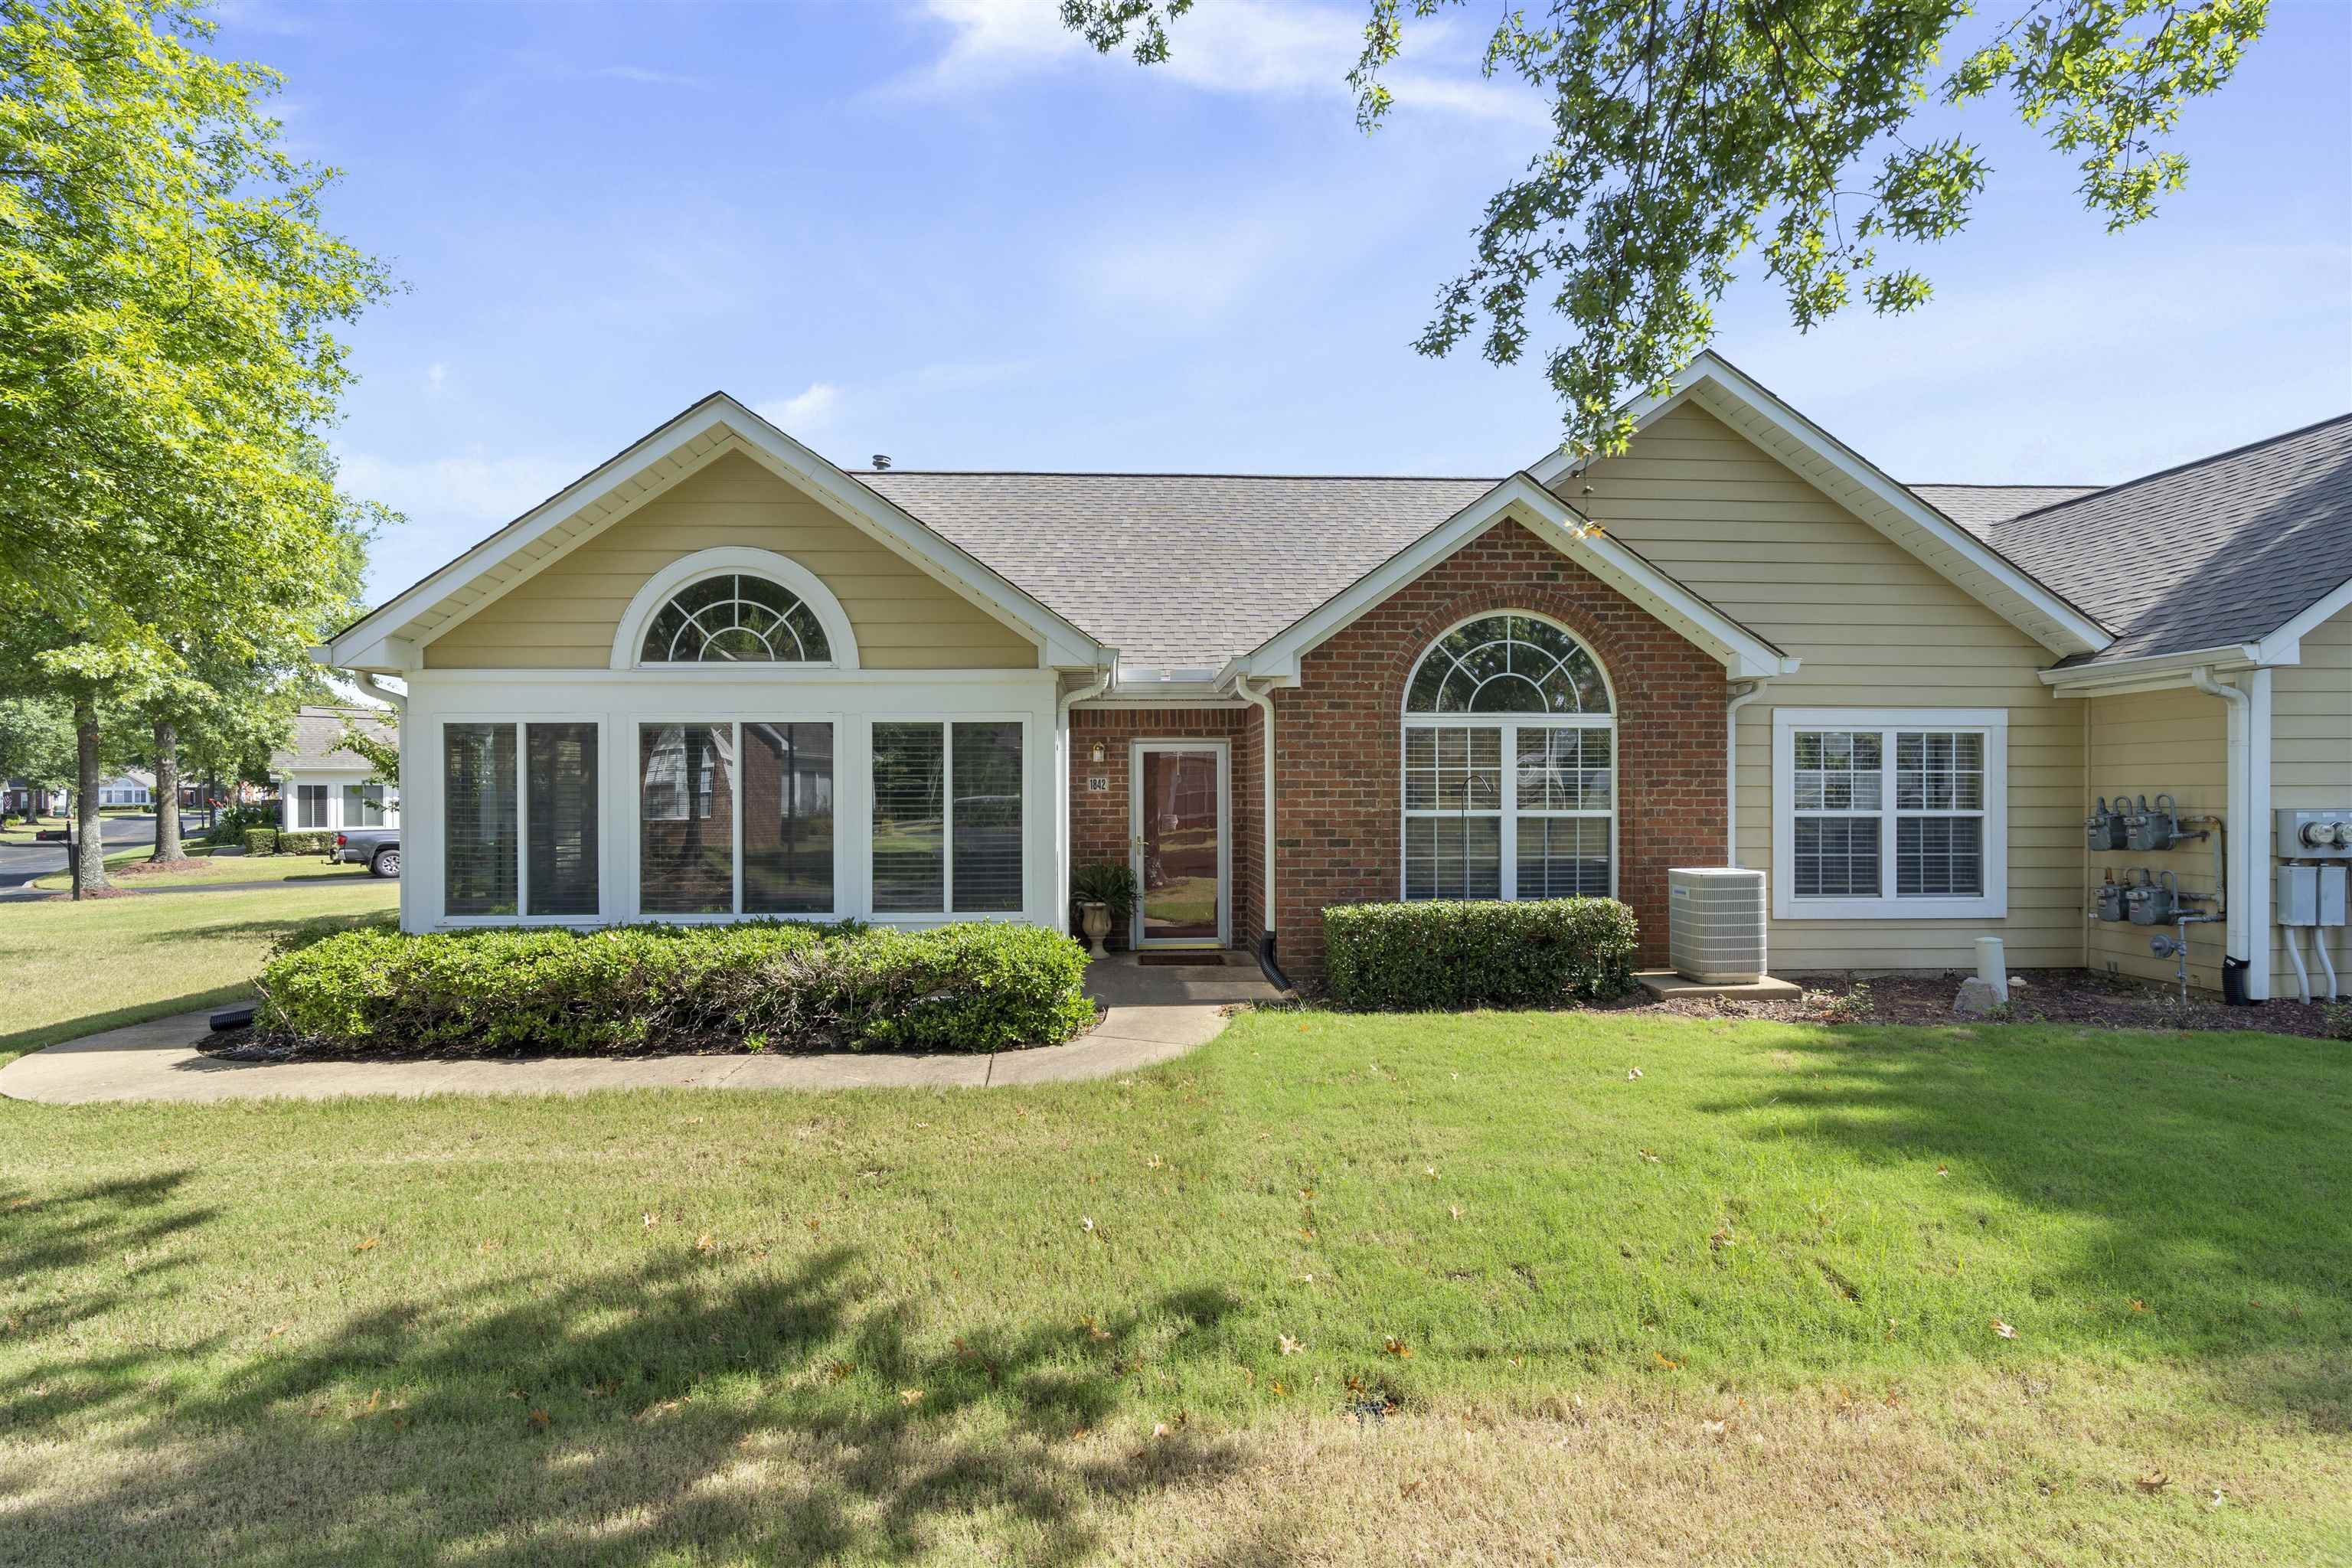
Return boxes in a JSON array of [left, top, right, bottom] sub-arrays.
[[0, 813, 208, 891]]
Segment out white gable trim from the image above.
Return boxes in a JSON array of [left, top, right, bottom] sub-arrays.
[[1221, 473, 1798, 686], [1530, 352, 2115, 658], [2254, 574, 2352, 665], [609, 547, 861, 671], [325, 396, 1109, 673]]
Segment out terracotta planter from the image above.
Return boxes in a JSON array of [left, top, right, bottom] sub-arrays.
[[1078, 901, 1112, 959]]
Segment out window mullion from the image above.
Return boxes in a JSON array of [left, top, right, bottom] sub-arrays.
[[1500, 723, 1518, 901], [514, 723, 530, 917], [731, 721, 745, 917], [941, 721, 954, 916]]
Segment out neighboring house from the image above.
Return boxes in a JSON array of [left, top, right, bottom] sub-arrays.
[[97, 770, 155, 808], [4, 779, 67, 816], [269, 706, 400, 834], [315, 354, 2351, 1001]]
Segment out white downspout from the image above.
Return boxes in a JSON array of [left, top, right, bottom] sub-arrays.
[[2244, 668, 2273, 1001], [1234, 677, 1278, 941], [1725, 681, 1769, 866], [1056, 665, 1113, 934], [2189, 666, 2254, 994]]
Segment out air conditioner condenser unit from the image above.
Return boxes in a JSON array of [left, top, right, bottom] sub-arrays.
[[1668, 867, 1768, 985]]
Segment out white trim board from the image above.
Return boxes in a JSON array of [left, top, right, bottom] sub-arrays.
[[325, 396, 1109, 675], [1769, 706, 2010, 922], [1222, 473, 1798, 687], [1533, 352, 2114, 659]]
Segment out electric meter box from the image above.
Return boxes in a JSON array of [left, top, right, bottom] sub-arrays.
[[2277, 865, 2321, 926]]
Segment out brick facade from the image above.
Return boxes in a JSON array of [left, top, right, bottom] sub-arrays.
[[1266, 518, 1726, 980], [1060, 519, 1727, 982], [1068, 706, 1263, 949]]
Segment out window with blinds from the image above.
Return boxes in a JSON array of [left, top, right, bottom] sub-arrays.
[[527, 724, 599, 916], [951, 721, 1022, 913], [1773, 709, 2006, 920], [744, 721, 835, 914], [639, 724, 733, 914], [341, 782, 388, 828], [444, 724, 518, 915], [872, 722, 946, 913], [295, 783, 328, 829]]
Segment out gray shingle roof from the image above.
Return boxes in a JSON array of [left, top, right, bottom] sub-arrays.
[[1907, 484, 2102, 539], [1988, 414, 2352, 665], [858, 472, 1498, 670], [270, 706, 395, 772]]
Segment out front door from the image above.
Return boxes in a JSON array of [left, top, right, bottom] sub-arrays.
[[1131, 741, 1227, 948]]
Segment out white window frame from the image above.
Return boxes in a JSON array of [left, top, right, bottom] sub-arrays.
[[1771, 707, 2008, 920], [609, 547, 861, 672], [868, 714, 1030, 921], [1396, 612, 1620, 904], [439, 718, 615, 926], [630, 717, 844, 924]]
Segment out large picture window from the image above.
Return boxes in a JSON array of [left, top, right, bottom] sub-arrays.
[[1401, 615, 1614, 901], [873, 720, 1024, 915], [635, 720, 838, 918], [1772, 708, 2007, 920], [444, 721, 602, 919]]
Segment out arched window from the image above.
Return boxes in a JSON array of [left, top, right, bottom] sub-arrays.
[[1401, 614, 1614, 901], [638, 573, 832, 664]]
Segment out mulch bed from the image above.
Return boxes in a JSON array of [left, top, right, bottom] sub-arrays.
[[1617, 967, 2350, 1044]]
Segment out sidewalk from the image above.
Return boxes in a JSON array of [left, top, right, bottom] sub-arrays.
[[0, 953, 1285, 1105]]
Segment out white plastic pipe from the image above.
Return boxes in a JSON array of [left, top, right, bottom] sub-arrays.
[[1233, 676, 1278, 939], [2189, 666, 2252, 986], [2282, 925, 2311, 1004], [2314, 927, 2339, 1001], [1725, 681, 1770, 865]]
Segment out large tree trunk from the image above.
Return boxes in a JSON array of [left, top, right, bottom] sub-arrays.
[[74, 698, 106, 896], [151, 717, 181, 862]]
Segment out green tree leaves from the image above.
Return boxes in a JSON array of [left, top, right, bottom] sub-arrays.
[[1061, 0, 2269, 459]]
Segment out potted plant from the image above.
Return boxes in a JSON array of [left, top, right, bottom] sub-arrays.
[[1071, 861, 1138, 958]]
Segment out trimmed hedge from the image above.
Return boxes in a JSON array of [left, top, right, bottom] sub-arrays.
[[243, 828, 279, 855], [256, 920, 1095, 1057], [278, 829, 334, 855], [1321, 897, 1638, 1011]]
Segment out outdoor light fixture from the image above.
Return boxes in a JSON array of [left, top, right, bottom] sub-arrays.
[[1089, 743, 1105, 763]]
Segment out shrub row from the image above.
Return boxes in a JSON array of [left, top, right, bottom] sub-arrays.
[[256, 920, 1095, 1057], [239, 827, 335, 855], [1321, 897, 1638, 1011]]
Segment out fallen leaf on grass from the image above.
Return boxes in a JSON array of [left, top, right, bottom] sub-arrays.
[[1626, 1067, 1643, 1080], [528, 1410, 550, 1429], [2130, 1298, 2149, 1313], [352, 1237, 380, 1253], [2136, 1472, 2170, 1494], [1992, 1319, 2019, 1340], [1700, 1419, 1728, 1436], [1080, 1217, 1096, 1233], [1449, 1205, 1462, 1221], [1655, 1352, 1681, 1370], [899, 1388, 924, 1406], [1637, 1148, 1661, 1165], [1278, 1334, 1302, 1356], [694, 1233, 716, 1253], [1936, 1165, 1949, 1178], [1145, 1155, 1163, 1169], [1384, 1336, 1413, 1359]]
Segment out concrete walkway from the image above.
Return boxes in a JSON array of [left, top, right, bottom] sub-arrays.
[[0, 954, 1285, 1105]]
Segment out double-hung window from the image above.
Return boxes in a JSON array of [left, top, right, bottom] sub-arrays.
[[1772, 708, 2007, 920], [1400, 614, 1615, 901]]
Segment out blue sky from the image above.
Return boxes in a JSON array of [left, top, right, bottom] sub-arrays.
[[207, 0, 2352, 603]]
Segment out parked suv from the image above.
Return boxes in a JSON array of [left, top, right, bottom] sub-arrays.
[[334, 827, 400, 878]]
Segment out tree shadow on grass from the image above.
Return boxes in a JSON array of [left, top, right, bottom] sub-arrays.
[[1697, 1023, 2352, 1425], [0, 1189, 1253, 1567]]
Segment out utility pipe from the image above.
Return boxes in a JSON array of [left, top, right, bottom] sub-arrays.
[[2314, 916, 2340, 1001], [1055, 665, 1113, 935], [1725, 681, 1770, 866], [2283, 925, 2312, 1004], [2189, 667, 2252, 987], [1232, 681, 1289, 987]]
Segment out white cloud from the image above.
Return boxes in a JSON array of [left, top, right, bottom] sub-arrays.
[[908, 0, 1546, 126], [756, 382, 842, 431], [423, 362, 449, 396]]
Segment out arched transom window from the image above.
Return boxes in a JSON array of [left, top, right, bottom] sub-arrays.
[[639, 574, 833, 665], [1401, 614, 1614, 901]]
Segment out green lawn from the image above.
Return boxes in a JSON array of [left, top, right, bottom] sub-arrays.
[[2, 1003, 2345, 1564], [0, 880, 398, 1063], [24, 844, 376, 892]]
